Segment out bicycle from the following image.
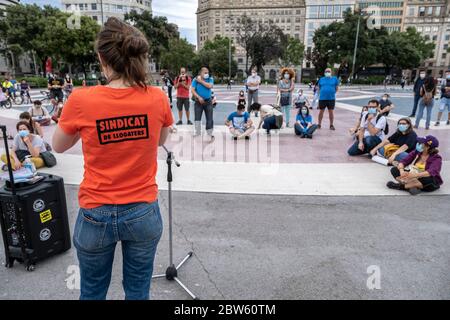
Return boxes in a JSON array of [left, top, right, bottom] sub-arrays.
[[13, 90, 33, 105], [38, 90, 57, 114]]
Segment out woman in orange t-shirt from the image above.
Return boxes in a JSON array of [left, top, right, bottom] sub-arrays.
[[53, 18, 173, 300]]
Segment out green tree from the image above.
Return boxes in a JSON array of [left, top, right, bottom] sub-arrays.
[[236, 15, 288, 76], [125, 10, 179, 66], [280, 37, 305, 67], [310, 10, 435, 79], [160, 38, 196, 76], [193, 35, 238, 79], [0, 4, 99, 76]]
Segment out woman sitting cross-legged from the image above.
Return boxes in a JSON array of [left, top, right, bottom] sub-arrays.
[[387, 135, 443, 195], [370, 117, 417, 165], [294, 105, 318, 139], [1, 120, 47, 171]]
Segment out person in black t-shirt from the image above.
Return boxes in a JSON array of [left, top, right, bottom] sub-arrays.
[[48, 73, 65, 123], [370, 117, 417, 164]]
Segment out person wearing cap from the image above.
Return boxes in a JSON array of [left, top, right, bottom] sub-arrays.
[[387, 135, 443, 195]]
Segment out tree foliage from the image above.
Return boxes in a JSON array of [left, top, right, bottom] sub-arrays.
[[160, 37, 196, 76], [309, 10, 435, 78], [125, 10, 179, 65], [193, 35, 238, 79], [0, 4, 99, 75], [235, 15, 288, 76]]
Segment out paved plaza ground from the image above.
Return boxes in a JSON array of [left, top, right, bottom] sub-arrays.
[[0, 85, 449, 299]]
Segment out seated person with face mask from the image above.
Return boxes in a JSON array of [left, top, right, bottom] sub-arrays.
[[27, 101, 51, 126], [1, 120, 47, 171], [226, 104, 255, 140], [370, 117, 417, 165], [294, 105, 318, 139], [387, 135, 443, 195], [347, 100, 387, 156]]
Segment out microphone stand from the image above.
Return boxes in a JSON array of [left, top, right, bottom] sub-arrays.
[[152, 145, 199, 300]]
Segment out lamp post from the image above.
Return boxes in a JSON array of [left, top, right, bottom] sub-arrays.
[[227, 15, 233, 80], [229, 37, 232, 80], [351, 13, 361, 82]]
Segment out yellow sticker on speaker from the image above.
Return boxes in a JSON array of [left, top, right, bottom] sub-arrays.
[[40, 210, 52, 224]]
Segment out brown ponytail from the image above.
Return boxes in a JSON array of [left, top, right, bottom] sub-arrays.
[[96, 17, 149, 88]]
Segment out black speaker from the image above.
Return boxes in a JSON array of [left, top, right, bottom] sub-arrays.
[[0, 125, 71, 271]]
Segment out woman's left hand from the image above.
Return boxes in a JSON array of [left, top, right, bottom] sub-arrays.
[[22, 136, 31, 144]]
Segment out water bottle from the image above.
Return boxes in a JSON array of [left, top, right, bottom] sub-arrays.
[[23, 156, 36, 174]]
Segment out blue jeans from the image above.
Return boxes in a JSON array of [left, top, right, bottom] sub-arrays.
[[378, 147, 409, 162], [348, 136, 382, 156], [282, 105, 292, 126], [415, 98, 434, 129], [262, 115, 278, 134], [412, 94, 421, 116], [73, 201, 163, 300], [439, 97, 450, 112], [194, 100, 214, 135], [294, 123, 318, 136]]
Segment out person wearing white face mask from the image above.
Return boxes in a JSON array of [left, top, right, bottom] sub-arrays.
[[277, 68, 295, 127], [246, 67, 261, 115], [294, 105, 318, 139], [191, 66, 215, 140], [317, 68, 340, 130], [1, 120, 46, 171], [347, 100, 387, 156], [435, 69, 450, 126], [370, 117, 417, 165], [411, 70, 427, 117]]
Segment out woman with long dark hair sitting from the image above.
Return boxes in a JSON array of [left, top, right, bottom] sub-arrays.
[[387, 135, 443, 195]]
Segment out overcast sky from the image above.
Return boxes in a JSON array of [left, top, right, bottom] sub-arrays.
[[21, 0, 198, 44]]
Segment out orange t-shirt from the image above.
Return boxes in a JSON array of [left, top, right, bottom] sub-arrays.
[[59, 85, 174, 209]]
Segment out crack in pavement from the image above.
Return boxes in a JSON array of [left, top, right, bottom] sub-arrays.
[[158, 194, 226, 299]]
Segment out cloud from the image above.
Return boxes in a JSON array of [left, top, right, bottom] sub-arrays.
[[153, 0, 197, 45], [21, 0, 58, 6]]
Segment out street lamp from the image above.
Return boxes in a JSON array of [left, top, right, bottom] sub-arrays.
[[227, 15, 233, 80], [351, 7, 372, 82], [351, 12, 362, 82]]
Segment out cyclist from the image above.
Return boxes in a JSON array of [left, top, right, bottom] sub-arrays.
[[64, 74, 74, 99], [47, 73, 65, 123], [2, 77, 14, 98], [20, 79, 32, 103], [0, 87, 8, 108]]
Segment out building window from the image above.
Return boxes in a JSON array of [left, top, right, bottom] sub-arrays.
[[419, 7, 425, 17]]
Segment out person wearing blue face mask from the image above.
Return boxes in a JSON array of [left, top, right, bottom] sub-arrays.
[[347, 100, 387, 156], [370, 117, 417, 165], [317, 67, 340, 130], [387, 135, 443, 195], [294, 106, 318, 139], [191, 66, 215, 140], [1, 120, 47, 171], [277, 68, 295, 127], [435, 69, 450, 126]]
